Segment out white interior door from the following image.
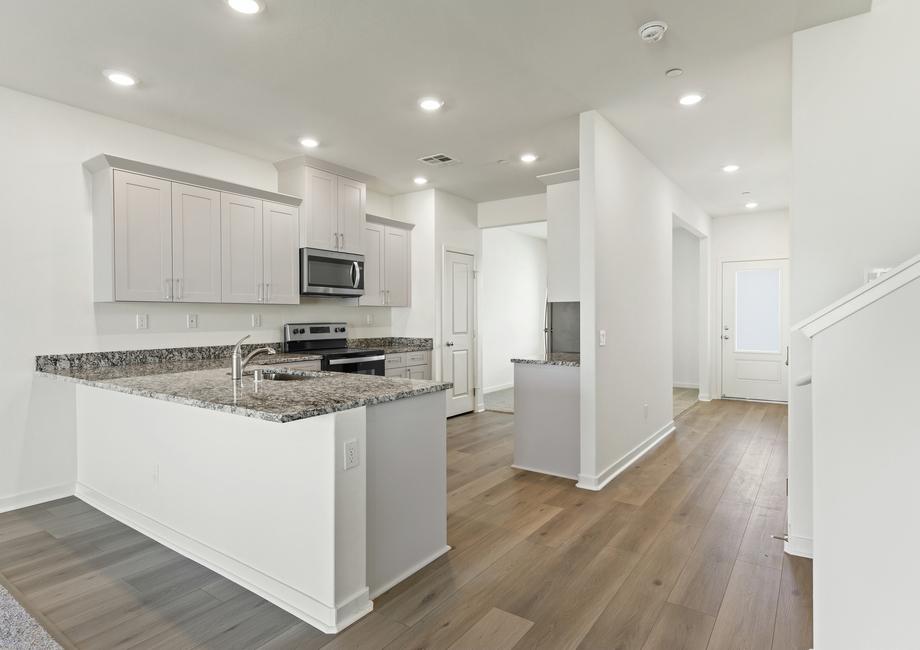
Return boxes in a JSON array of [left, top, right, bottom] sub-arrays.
[[442, 251, 475, 417], [721, 259, 790, 401]]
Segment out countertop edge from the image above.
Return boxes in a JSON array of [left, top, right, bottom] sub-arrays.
[[36, 370, 453, 423]]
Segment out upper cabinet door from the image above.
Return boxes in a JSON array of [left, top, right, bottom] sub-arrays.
[[263, 201, 300, 305], [114, 171, 173, 302], [337, 177, 366, 254], [171, 183, 221, 303], [221, 193, 263, 304], [384, 226, 410, 307], [359, 221, 385, 306], [303, 167, 338, 251]]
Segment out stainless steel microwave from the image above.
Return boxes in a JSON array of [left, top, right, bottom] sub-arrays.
[[300, 248, 364, 297]]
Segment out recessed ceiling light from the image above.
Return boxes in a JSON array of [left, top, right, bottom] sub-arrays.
[[103, 70, 137, 87], [722, 164, 740, 173], [679, 93, 704, 106], [228, 0, 264, 14], [299, 137, 319, 149], [418, 97, 444, 112], [520, 153, 538, 163], [745, 201, 759, 209], [413, 176, 428, 185], [665, 68, 684, 78]]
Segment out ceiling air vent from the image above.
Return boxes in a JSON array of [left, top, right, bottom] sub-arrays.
[[417, 153, 459, 167]]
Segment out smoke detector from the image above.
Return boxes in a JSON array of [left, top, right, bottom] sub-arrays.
[[638, 21, 668, 43]]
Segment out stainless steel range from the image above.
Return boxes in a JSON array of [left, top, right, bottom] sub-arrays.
[[282, 322, 385, 375]]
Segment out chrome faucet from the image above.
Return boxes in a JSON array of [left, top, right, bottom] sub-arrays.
[[230, 335, 276, 380]]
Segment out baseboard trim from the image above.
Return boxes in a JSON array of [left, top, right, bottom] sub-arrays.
[[483, 383, 513, 395], [576, 421, 676, 491], [673, 382, 699, 389], [785, 535, 813, 559], [75, 483, 370, 633], [511, 464, 578, 481], [369, 545, 451, 600], [698, 393, 712, 402], [0, 483, 75, 514]]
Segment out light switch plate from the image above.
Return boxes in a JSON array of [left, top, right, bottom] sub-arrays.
[[251, 313, 262, 328], [599, 329, 607, 346], [187, 313, 198, 329], [136, 314, 148, 330]]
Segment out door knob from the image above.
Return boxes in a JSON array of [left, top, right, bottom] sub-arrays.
[[446, 341, 454, 347]]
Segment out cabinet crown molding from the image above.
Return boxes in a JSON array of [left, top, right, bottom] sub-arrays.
[[84, 154, 302, 207], [366, 213, 416, 230]]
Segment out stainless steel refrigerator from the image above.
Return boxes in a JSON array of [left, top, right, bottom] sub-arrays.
[[544, 301, 580, 354]]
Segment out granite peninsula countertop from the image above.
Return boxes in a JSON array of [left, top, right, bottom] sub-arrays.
[[511, 352, 580, 367], [38, 358, 452, 423]]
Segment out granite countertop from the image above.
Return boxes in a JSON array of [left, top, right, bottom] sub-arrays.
[[349, 337, 433, 354], [511, 352, 581, 367], [38, 359, 452, 423]]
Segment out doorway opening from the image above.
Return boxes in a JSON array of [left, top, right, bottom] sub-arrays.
[[673, 224, 701, 417], [479, 222, 548, 414]]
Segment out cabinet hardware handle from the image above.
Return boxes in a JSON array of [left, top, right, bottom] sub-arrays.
[[335, 233, 340, 249], [165, 278, 172, 301], [266, 283, 271, 302], [785, 346, 789, 366], [340, 233, 345, 250], [722, 335, 730, 340], [258, 283, 263, 302], [175, 278, 182, 301]]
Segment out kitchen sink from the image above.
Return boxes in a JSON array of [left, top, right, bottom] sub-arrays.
[[233, 370, 313, 381]]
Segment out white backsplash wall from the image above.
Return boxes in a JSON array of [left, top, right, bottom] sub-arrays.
[[0, 86, 393, 508]]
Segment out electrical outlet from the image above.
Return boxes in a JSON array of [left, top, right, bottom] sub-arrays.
[[344, 439, 359, 470], [365, 313, 374, 325], [136, 314, 148, 330], [251, 313, 262, 328], [187, 313, 198, 329], [643, 403, 649, 419], [599, 329, 607, 346]]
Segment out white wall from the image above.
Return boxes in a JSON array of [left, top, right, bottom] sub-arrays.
[[789, 0, 920, 559], [366, 190, 393, 220], [546, 181, 580, 302], [672, 227, 699, 388], [710, 210, 790, 399], [0, 87, 391, 508], [481, 228, 548, 393], [477, 193, 545, 228], [578, 110, 711, 488]]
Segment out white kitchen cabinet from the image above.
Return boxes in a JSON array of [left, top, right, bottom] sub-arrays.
[[113, 170, 173, 302], [385, 350, 430, 379], [301, 167, 338, 251], [263, 201, 300, 305], [88, 155, 302, 304], [278, 163, 366, 254], [359, 218, 411, 307], [171, 183, 222, 303], [221, 193, 264, 304], [361, 222, 385, 306], [546, 179, 580, 302], [384, 226, 410, 307], [337, 177, 365, 254]]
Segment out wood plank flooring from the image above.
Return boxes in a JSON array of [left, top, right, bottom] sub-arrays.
[[0, 399, 812, 649]]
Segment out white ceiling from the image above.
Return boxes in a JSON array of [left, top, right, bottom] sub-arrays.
[[0, 0, 870, 215]]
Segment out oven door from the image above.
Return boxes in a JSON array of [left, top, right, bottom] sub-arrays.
[[301, 248, 365, 297], [324, 354, 386, 375]]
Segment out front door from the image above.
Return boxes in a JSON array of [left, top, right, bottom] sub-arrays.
[[721, 259, 790, 402], [442, 251, 476, 416]]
